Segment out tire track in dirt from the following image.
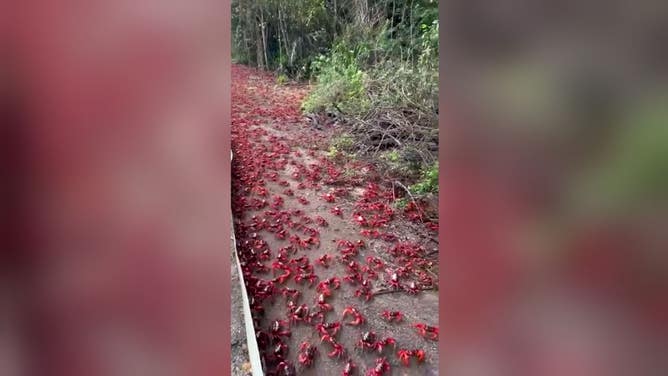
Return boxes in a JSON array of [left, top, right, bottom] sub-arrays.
[[232, 64, 439, 375]]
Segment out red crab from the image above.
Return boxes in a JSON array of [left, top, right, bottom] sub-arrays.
[[354, 279, 374, 301], [271, 261, 290, 275], [365, 257, 383, 270], [366, 358, 390, 376], [297, 196, 309, 205], [254, 186, 268, 197], [387, 270, 401, 290], [316, 321, 342, 338], [361, 265, 378, 280], [340, 245, 359, 259], [397, 349, 413, 366], [307, 310, 326, 324], [375, 338, 397, 354], [299, 215, 312, 225], [256, 280, 276, 299], [288, 304, 310, 324], [270, 320, 291, 338], [317, 277, 341, 291], [253, 262, 271, 274], [259, 248, 272, 261], [414, 323, 439, 340], [306, 235, 320, 248], [297, 342, 318, 367], [380, 310, 403, 323], [273, 269, 292, 284], [280, 287, 301, 301], [274, 361, 296, 376], [417, 272, 434, 287], [303, 225, 319, 236], [283, 188, 294, 196], [346, 260, 361, 273], [289, 256, 309, 267], [256, 330, 270, 349], [405, 281, 421, 294], [315, 215, 328, 227], [353, 214, 368, 227], [342, 359, 357, 376], [251, 198, 268, 210], [295, 272, 319, 286], [331, 206, 343, 216], [336, 239, 354, 249], [315, 293, 333, 312], [359, 229, 380, 238], [273, 341, 289, 359], [322, 193, 336, 202], [290, 234, 314, 250], [342, 306, 365, 326], [322, 336, 346, 359], [414, 349, 426, 363], [343, 271, 362, 285], [271, 195, 284, 209], [316, 254, 333, 268], [355, 331, 377, 351], [379, 232, 397, 242], [274, 228, 287, 240]]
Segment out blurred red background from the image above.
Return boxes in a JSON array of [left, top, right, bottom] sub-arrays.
[[2, 1, 230, 375], [440, 1, 667, 375]]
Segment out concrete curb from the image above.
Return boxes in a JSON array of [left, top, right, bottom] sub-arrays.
[[232, 150, 265, 376]]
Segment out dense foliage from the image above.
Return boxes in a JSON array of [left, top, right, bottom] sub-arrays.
[[232, 0, 439, 194]]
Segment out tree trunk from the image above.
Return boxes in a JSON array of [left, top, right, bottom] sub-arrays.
[[391, 0, 396, 29], [355, 0, 368, 26], [333, 0, 337, 37], [253, 1, 264, 68], [255, 22, 264, 69], [282, 10, 290, 66], [260, 8, 268, 70]]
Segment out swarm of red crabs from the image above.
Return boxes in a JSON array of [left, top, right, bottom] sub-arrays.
[[232, 65, 438, 375]]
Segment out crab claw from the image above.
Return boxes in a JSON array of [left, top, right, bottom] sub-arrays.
[[322, 193, 336, 202], [414, 349, 426, 363], [397, 349, 413, 366], [325, 339, 346, 359]]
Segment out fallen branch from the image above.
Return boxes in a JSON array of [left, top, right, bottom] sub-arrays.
[[393, 180, 423, 222]]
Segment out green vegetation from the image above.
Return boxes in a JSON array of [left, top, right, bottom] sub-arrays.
[[331, 133, 354, 151], [326, 134, 355, 159], [233, 0, 439, 194], [410, 162, 438, 194], [276, 73, 288, 85], [394, 197, 409, 209]]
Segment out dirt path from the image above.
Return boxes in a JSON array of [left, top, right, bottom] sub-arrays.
[[231, 64, 439, 376]]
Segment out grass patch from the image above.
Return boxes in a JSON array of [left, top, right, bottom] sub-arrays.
[[276, 73, 288, 85], [410, 162, 439, 195]]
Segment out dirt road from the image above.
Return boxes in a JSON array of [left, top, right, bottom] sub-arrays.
[[231, 64, 439, 375]]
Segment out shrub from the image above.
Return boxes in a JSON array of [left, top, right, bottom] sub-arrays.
[[276, 73, 288, 85], [301, 53, 369, 114], [411, 162, 439, 194]]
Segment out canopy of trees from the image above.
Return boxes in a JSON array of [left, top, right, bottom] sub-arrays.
[[232, 0, 439, 189], [232, 0, 438, 77]]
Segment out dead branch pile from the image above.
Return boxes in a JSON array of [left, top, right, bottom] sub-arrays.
[[340, 105, 438, 167]]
